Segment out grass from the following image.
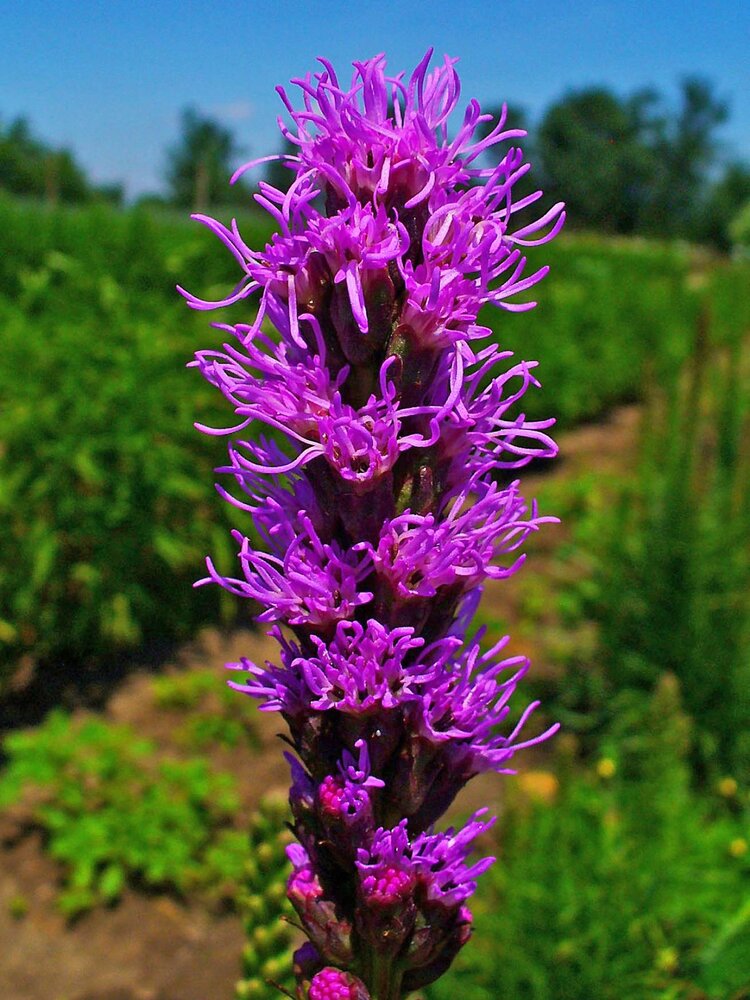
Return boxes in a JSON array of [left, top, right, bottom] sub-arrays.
[[429, 678, 750, 1000], [0, 709, 246, 917]]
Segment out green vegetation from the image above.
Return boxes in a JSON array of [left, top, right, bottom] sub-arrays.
[[536, 78, 736, 243], [485, 236, 695, 427], [1, 191, 749, 995], [543, 305, 750, 782], [0, 709, 246, 917], [235, 795, 296, 1000], [165, 107, 254, 211], [0, 116, 122, 205], [1, 195, 737, 688], [430, 268, 750, 996], [0, 197, 273, 686], [598, 346, 749, 779], [152, 669, 260, 750], [429, 678, 750, 1000]]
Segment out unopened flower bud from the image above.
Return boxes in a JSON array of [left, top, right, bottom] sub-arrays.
[[287, 857, 353, 965], [357, 863, 417, 954], [294, 941, 323, 984], [308, 967, 370, 1000], [403, 905, 473, 991]]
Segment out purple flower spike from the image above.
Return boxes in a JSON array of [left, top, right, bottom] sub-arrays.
[[185, 49, 564, 999]]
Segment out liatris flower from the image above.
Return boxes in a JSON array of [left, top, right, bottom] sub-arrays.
[[183, 50, 564, 1000]]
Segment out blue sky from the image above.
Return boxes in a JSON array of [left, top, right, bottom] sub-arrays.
[[2, 0, 749, 198]]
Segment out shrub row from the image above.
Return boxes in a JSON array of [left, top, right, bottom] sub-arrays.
[[0, 196, 747, 688]]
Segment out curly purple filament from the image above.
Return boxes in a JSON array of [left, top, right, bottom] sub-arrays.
[[183, 50, 564, 1000]]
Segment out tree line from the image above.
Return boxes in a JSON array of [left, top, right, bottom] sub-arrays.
[[505, 77, 750, 250], [2, 78, 749, 250], [0, 116, 123, 205]]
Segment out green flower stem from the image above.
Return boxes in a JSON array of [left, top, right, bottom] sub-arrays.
[[369, 952, 403, 1000]]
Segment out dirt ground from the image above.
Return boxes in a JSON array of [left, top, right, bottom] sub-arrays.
[[0, 407, 640, 1000]]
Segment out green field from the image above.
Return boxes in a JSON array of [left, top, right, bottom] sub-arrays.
[[0, 195, 749, 998], [1, 196, 746, 680]]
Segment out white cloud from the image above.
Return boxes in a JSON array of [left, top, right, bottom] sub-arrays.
[[208, 100, 255, 122]]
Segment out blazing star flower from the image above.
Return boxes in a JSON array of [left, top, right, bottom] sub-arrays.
[[228, 619, 430, 714], [369, 479, 555, 607], [199, 517, 374, 630], [356, 811, 495, 908], [185, 49, 564, 999]]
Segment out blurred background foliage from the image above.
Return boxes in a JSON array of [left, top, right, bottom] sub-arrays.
[[428, 677, 750, 1000], [0, 73, 749, 999]]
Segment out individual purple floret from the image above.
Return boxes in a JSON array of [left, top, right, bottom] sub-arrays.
[[184, 49, 564, 1000]]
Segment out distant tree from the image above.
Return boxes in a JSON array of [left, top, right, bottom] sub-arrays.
[[0, 117, 40, 196], [165, 107, 251, 211], [536, 78, 732, 240], [537, 88, 658, 233], [695, 163, 750, 250], [0, 115, 97, 204], [44, 148, 90, 203], [644, 77, 729, 237], [92, 181, 124, 206]]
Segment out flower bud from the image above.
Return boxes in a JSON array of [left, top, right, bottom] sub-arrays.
[[307, 967, 370, 1000], [294, 941, 323, 985], [383, 729, 440, 826], [360, 268, 397, 356], [386, 324, 441, 405], [356, 862, 417, 955], [403, 905, 473, 991], [317, 774, 374, 862], [287, 856, 354, 965]]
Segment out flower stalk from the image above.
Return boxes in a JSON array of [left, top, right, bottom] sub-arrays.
[[368, 951, 402, 1000], [183, 50, 564, 1000]]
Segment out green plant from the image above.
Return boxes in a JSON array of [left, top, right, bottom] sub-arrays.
[[484, 236, 697, 429], [0, 283, 240, 682], [152, 669, 218, 709], [0, 709, 245, 917], [580, 310, 750, 779], [428, 678, 750, 1000], [7, 894, 29, 920], [0, 196, 274, 689], [235, 794, 296, 1000], [152, 669, 259, 750]]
